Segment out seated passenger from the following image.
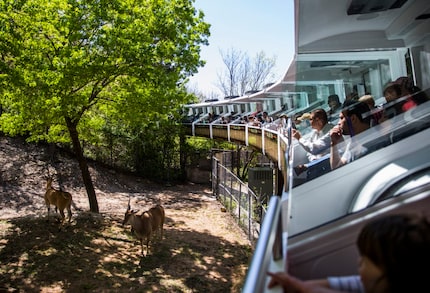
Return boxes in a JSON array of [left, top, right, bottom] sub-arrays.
[[238, 115, 248, 124], [220, 116, 230, 124], [262, 111, 273, 124], [295, 112, 312, 135], [381, 82, 407, 120], [292, 109, 333, 175], [248, 115, 261, 127], [276, 113, 288, 131], [381, 77, 429, 121], [330, 101, 371, 169], [208, 112, 215, 123], [257, 114, 265, 126], [394, 76, 429, 111], [358, 94, 383, 126], [268, 213, 430, 293], [342, 92, 359, 107], [327, 94, 342, 123]]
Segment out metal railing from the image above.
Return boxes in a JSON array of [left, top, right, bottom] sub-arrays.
[[212, 156, 268, 244], [242, 196, 282, 293]]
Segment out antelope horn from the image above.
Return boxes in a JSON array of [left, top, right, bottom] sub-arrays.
[[127, 196, 131, 211]]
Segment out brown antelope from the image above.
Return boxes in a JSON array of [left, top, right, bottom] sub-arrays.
[[122, 200, 153, 256], [148, 204, 165, 241], [44, 177, 72, 228]]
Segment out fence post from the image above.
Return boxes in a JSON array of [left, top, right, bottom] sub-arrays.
[[238, 183, 242, 227], [248, 190, 252, 241], [229, 173, 233, 211]]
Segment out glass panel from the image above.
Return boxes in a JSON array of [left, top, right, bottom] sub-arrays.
[[294, 57, 391, 106]]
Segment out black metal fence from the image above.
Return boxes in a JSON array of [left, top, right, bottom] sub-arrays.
[[211, 155, 267, 245]]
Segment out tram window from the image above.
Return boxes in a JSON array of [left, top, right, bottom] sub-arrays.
[[295, 55, 392, 105]]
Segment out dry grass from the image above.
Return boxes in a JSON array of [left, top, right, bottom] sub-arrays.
[[0, 206, 251, 292], [0, 136, 253, 292]]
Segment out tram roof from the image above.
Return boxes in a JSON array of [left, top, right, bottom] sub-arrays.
[[186, 0, 430, 108], [256, 0, 430, 98], [296, 0, 430, 54]]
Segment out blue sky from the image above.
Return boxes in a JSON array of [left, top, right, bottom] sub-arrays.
[[188, 0, 295, 98]]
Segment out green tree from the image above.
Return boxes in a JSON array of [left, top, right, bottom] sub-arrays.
[[0, 0, 210, 212]]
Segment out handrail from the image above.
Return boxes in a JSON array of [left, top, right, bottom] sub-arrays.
[[183, 120, 290, 171], [242, 195, 281, 293]]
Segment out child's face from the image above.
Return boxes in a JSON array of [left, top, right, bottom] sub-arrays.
[[358, 256, 387, 293]]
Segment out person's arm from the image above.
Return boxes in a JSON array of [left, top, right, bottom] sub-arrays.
[[300, 132, 331, 155], [292, 129, 302, 140], [296, 130, 320, 154], [307, 278, 331, 288], [328, 276, 364, 293], [267, 272, 344, 293], [330, 143, 342, 169], [330, 126, 345, 169]]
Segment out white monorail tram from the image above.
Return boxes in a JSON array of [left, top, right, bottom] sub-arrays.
[[183, 0, 430, 292]]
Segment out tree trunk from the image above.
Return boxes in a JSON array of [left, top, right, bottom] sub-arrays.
[[65, 117, 99, 213]]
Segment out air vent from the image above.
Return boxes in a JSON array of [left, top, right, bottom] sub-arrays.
[[347, 0, 408, 15]]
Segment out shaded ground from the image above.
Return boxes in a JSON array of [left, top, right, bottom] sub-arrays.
[[0, 136, 253, 292]]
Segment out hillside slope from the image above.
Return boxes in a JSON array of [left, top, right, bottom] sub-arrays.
[[0, 135, 252, 292]]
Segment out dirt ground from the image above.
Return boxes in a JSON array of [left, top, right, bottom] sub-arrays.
[[0, 136, 253, 292]]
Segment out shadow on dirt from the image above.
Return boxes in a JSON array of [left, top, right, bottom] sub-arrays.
[[0, 212, 251, 292]]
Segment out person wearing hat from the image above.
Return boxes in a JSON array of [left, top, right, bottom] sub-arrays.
[[294, 112, 312, 133], [298, 112, 311, 121]]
